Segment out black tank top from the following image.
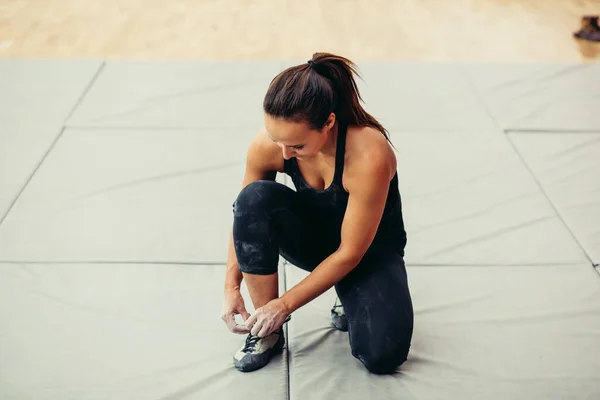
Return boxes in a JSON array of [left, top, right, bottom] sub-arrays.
[[283, 123, 407, 255]]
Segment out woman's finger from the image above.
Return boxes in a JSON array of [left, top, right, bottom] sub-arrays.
[[224, 313, 237, 332], [240, 309, 250, 321], [232, 323, 251, 334], [250, 318, 263, 336], [257, 321, 272, 338], [245, 313, 257, 330]]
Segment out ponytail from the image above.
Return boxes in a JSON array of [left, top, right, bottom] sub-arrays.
[[263, 52, 390, 142]]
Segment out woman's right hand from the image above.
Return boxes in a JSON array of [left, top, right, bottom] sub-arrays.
[[221, 288, 251, 334]]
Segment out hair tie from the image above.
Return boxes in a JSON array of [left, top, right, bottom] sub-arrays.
[[307, 60, 315, 67]]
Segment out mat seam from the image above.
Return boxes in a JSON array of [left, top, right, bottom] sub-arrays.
[[459, 66, 597, 274], [504, 134, 596, 269], [64, 61, 106, 122], [64, 125, 260, 131], [459, 65, 599, 135], [506, 128, 600, 134], [65, 125, 516, 133], [0, 61, 106, 227], [0, 260, 229, 265], [0, 126, 66, 227], [0, 260, 588, 267], [458, 65, 504, 133]]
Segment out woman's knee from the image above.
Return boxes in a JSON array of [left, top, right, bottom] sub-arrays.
[[233, 180, 289, 215], [232, 180, 288, 276], [353, 342, 411, 375], [349, 317, 413, 374]]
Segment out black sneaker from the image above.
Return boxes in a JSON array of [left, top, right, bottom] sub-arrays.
[[331, 297, 348, 332], [233, 329, 285, 372]]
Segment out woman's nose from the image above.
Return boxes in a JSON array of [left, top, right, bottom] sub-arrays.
[[282, 146, 295, 160]]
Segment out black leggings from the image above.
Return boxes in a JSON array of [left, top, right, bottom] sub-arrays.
[[232, 180, 414, 374]]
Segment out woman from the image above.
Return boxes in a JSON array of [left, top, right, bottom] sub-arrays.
[[221, 52, 413, 375]]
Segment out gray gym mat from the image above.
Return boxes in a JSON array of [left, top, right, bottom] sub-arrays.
[[0, 127, 275, 263], [66, 60, 281, 129], [385, 131, 588, 265], [285, 263, 600, 400], [464, 63, 600, 132], [0, 262, 288, 400], [0, 60, 102, 219], [509, 132, 600, 265], [0, 59, 102, 126], [0, 123, 62, 220], [3, 58, 599, 400]]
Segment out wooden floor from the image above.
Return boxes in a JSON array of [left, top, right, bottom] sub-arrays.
[[1, 0, 599, 62]]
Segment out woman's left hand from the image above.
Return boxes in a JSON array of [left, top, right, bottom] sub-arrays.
[[245, 298, 290, 337]]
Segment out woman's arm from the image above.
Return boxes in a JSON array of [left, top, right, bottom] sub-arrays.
[[224, 129, 284, 291], [224, 231, 244, 291]]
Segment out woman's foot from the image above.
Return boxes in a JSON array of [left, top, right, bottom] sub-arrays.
[[331, 297, 348, 331], [233, 328, 285, 372]]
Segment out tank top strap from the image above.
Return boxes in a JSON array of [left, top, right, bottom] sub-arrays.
[[332, 123, 348, 185]]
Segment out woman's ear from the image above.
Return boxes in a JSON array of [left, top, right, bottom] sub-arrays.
[[325, 112, 336, 131]]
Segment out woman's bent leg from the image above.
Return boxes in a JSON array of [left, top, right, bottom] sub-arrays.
[[231, 180, 413, 373], [335, 243, 414, 374], [231, 179, 334, 372], [232, 180, 334, 276]]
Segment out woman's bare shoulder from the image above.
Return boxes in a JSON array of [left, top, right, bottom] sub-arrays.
[[345, 125, 397, 176], [340, 125, 397, 211]]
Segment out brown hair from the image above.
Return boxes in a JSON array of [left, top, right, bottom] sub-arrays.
[[263, 52, 390, 142]]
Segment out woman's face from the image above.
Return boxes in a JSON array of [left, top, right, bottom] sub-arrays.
[[264, 113, 336, 160]]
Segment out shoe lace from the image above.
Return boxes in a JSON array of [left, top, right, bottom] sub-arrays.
[[242, 334, 261, 353], [332, 297, 344, 314], [240, 315, 291, 353]]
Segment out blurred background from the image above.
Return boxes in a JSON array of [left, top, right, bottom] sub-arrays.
[[1, 0, 599, 62]]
